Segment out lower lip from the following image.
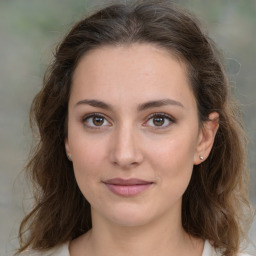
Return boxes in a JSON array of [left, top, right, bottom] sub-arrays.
[[104, 183, 153, 196]]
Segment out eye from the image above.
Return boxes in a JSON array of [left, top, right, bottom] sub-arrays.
[[144, 113, 175, 128], [82, 113, 111, 128]]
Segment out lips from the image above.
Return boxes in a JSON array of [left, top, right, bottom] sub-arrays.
[[103, 178, 153, 197]]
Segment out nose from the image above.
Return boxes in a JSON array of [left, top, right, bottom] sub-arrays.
[[109, 124, 144, 169]]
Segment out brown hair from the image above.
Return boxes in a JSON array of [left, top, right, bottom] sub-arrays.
[[17, 1, 253, 255]]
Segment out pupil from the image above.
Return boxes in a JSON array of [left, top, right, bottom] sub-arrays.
[[153, 116, 164, 126], [93, 116, 104, 126]]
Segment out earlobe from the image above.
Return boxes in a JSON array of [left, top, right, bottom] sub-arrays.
[[65, 137, 72, 161], [193, 112, 219, 165]]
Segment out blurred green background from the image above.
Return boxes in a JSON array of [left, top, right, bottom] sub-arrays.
[[1, 0, 255, 255]]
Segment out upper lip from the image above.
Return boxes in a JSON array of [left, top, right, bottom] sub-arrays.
[[103, 178, 153, 185]]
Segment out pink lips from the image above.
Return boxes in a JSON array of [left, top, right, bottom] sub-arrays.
[[103, 178, 153, 197]]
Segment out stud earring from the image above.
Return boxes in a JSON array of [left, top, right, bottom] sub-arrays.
[[67, 154, 72, 161], [199, 155, 204, 160]]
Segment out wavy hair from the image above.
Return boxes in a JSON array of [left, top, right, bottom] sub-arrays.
[[17, 1, 253, 255]]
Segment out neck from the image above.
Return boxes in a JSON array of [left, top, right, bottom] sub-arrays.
[[74, 208, 204, 256]]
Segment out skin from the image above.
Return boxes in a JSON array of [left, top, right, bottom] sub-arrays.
[[65, 43, 219, 256]]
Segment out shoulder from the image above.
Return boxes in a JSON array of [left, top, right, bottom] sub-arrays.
[[18, 242, 70, 256], [203, 240, 253, 256]]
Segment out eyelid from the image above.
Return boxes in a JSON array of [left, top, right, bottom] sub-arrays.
[[82, 112, 175, 129], [143, 112, 175, 128], [82, 112, 106, 120], [82, 112, 112, 129]]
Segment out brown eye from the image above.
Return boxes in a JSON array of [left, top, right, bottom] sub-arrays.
[[153, 116, 165, 126], [145, 113, 174, 128], [93, 116, 104, 126], [83, 113, 111, 128]]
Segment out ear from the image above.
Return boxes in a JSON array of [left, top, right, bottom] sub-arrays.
[[65, 137, 71, 159], [193, 112, 219, 165]]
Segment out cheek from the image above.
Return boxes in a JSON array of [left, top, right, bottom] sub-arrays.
[[69, 127, 107, 167], [71, 145, 106, 207], [69, 134, 107, 193], [148, 134, 196, 170], [146, 133, 197, 193]]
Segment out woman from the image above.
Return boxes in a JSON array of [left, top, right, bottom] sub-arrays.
[[17, 1, 254, 255]]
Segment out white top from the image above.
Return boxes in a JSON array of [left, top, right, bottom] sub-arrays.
[[20, 240, 252, 256]]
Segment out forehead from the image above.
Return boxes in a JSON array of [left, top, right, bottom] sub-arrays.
[[70, 43, 196, 110], [73, 43, 186, 83]]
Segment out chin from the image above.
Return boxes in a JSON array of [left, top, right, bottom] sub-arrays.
[[104, 204, 155, 227]]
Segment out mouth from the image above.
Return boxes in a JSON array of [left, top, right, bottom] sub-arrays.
[[103, 178, 154, 197]]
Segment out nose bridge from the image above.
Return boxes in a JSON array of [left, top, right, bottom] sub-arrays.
[[110, 122, 143, 168]]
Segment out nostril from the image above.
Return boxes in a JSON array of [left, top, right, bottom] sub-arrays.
[[111, 159, 140, 168], [109, 129, 144, 168]]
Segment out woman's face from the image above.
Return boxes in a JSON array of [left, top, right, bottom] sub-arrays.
[[65, 43, 208, 227]]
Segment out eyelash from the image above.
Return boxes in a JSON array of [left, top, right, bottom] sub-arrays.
[[82, 113, 109, 129], [82, 112, 175, 130], [145, 112, 175, 129]]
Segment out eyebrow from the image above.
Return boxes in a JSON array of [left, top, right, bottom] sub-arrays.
[[137, 98, 184, 111], [75, 98, 184, 111]]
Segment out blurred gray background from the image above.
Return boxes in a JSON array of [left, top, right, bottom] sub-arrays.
[[1, 0, 255, 255]]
